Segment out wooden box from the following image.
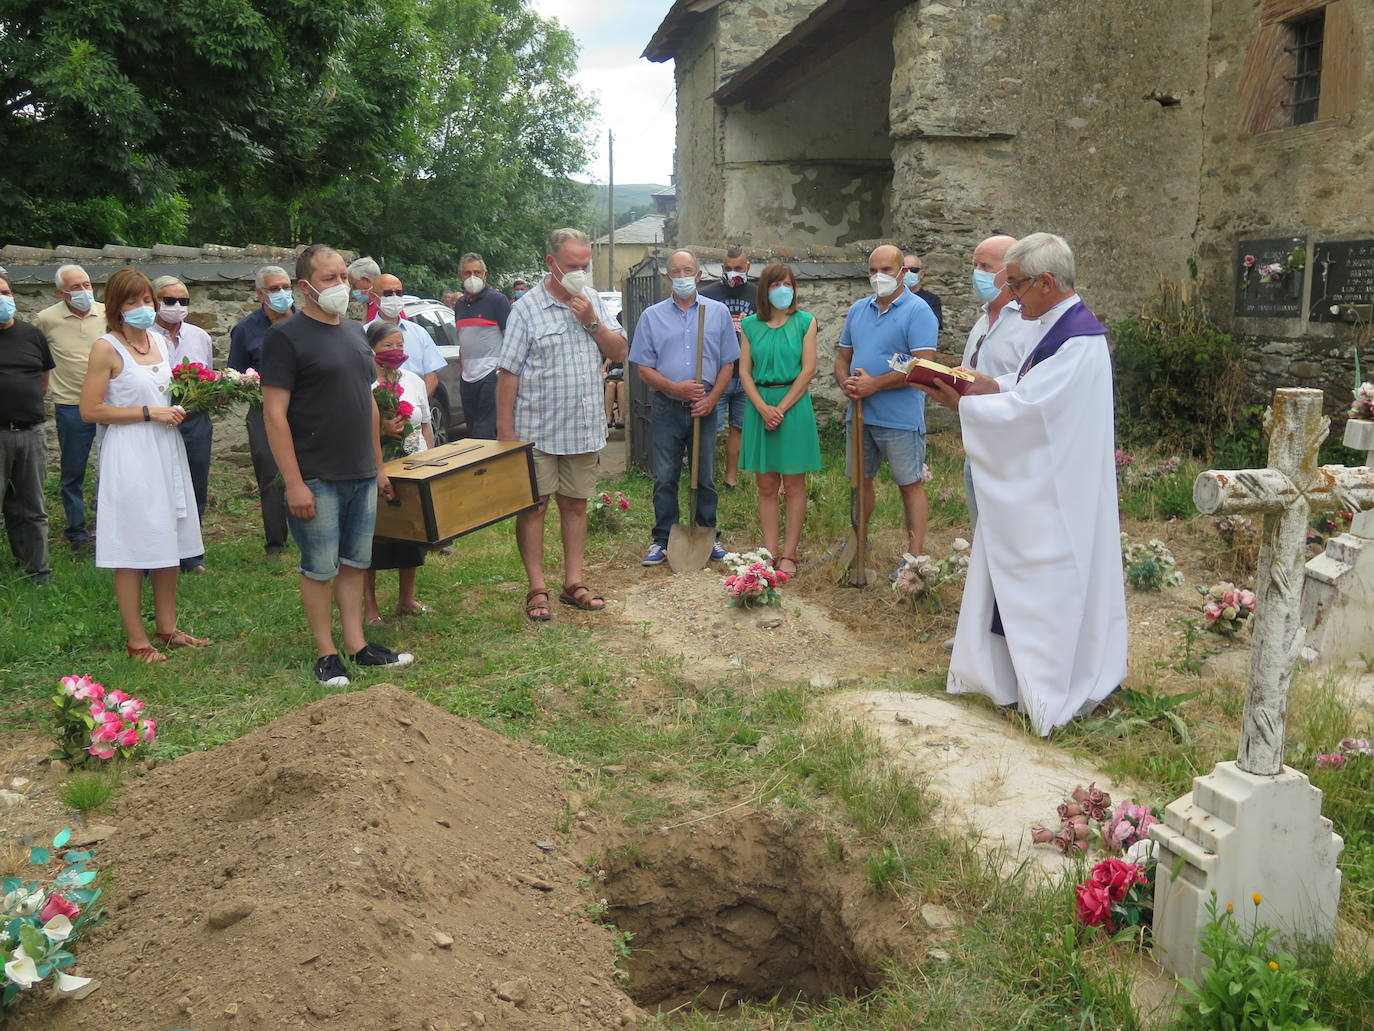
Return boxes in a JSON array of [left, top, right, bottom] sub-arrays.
[[374, 440, 539, 545]]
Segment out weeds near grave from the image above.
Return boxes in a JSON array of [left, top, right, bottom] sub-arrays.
[[57, 773, 117, 813], [1165, 617, 1215, 676], [1358, 652, 1374, 674], [864, 844, 911, 892], [1077, 686, 1198, 744]]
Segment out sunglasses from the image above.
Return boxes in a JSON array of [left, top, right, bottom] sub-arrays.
[[379, 289, 405, 297], [160, 297, 191, 306]]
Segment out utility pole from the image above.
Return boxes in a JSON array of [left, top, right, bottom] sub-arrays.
[[607, 129, 615, 294]]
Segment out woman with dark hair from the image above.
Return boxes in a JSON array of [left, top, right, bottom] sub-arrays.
[[79, 268, 208, 662], [362, 319, 433, 625], [738, 262, 821, 575]]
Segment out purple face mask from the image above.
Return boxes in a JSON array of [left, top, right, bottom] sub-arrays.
[[374, 348, 408, 370]]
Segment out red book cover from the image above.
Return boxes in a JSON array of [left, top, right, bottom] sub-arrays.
[[897, 356, 976, 395]]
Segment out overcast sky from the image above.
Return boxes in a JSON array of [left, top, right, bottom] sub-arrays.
[[530, 0, 677, 186]]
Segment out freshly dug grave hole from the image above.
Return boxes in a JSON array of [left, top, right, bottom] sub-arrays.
[[601, 812, 922, 1012], [18, 685, 641, 1031]]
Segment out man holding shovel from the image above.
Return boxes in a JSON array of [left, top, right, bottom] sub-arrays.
[[631, 251, 739, 568]]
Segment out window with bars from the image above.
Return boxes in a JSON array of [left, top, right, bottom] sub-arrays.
[[1285, 11, 1325, 125]]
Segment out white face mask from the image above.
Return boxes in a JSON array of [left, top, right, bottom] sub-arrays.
[[870, 272, 899, 298], [554, 261, 589, 296], [158, 304, 189, 324], [377, 295, 405, 319], [463, 275, 484, 294], [310, 282, 351, 316]]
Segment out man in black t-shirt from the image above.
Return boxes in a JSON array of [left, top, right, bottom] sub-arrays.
[[261, 244, 414, 687], [0, 274, 55, 582], [903, 252, 944, 333], [700, 245, 755, 489]]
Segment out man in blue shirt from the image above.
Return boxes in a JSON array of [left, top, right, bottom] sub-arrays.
[[834, 243, 939, 568], [630, 251, 739, 566], [228, 264, 296, 558]]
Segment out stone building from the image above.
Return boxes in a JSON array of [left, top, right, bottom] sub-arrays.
[[646, 0, 1373, 410], [592, 213, 668, 292]]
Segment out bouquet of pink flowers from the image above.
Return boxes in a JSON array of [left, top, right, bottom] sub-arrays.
[[225, 366, 262, 408], [1031, 785, 1158, 857], [1197, 581, 1256, 635], [1074, 857, 1153, 934], [168, 361, 241, 416], [1350, 382, 1374, 420], [722, 549, 790, 608], [49, 675, 157, 766]]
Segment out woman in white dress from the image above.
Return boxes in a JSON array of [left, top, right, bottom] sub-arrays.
[[362, 320, 434, 626], [79, 268, 209, 663]]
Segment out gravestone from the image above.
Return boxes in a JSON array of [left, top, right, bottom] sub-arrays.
[[1308, 239, 1374, 322], [1302, 417, 1374, 664], [1150, 388, 1374, 978], [1233, 236, 1307, 320]]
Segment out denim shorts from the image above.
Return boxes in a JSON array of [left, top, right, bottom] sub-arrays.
[[846, 424, 927, 486], [288, 477, 377, 581], [716, 377, 746, 430]]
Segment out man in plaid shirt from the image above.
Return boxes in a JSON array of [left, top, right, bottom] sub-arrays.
[[497, 227, 628, 622]]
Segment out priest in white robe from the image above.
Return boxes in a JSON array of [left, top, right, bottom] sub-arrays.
[[917, 232, 1127, 736]]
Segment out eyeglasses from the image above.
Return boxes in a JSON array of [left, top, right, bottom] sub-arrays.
[[263, 284, 291, 293], [379, 289, 405, 297], [159, 297, 191, 306], [1005, 274, 1041, 295]]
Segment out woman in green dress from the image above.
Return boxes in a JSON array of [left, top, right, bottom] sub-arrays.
[[739, 263, 822, 576]]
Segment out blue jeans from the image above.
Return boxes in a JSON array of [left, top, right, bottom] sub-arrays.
[[178, 412, 212, 569], [459, 370, 499, 440], [650, 392, 719, 546], [287, 477, 378, 582], [53, 403, 96, 543]]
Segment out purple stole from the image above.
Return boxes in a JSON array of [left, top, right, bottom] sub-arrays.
[[1016, 301, 1108, 381], [990, 300, 1107, 637]]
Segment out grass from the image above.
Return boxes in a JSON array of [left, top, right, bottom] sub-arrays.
[[3, 433, 1373, 1031], [58, 771, 119, 812]]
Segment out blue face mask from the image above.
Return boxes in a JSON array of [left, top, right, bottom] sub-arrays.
[[767, 285, 794, 310], [0, 296, 15, 323], [972, 269, 1002, 303], [267, 290, 294, 313], [903, 270, 920, 289], [512, 289, 526, 300], [351, 288, 369, 302], [671, 276, 697, 299], [67, 289, 95, 312], [123, 305, 157, 330]]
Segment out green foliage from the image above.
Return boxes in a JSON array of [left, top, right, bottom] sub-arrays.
[[864, 845, 911, 891], [1174, 894, 1329, 1031], [1077, 686, 1198, 743], [1113, 275, 1246, 457], [58, 772, 117, 812]]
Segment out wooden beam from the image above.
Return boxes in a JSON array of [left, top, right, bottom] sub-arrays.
[[1319, 0, 1364, 121]]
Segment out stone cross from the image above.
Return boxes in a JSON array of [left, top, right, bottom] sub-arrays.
[[1193, 388, 1374, 775]]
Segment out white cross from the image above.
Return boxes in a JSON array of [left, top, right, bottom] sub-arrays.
[[1193, 388, 1374, 775]]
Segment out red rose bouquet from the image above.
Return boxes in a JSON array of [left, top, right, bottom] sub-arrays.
[[168, 361, 240, 416], [374, 380, 418, 460]]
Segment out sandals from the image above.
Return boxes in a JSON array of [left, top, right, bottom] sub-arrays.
[[155, 629, 210, 649], [126, 644, 168, 664], [397, 602, 432, 616], [558, 583, 606, 611], [774, 557, 800, 577], [525, 588, 552, 622]]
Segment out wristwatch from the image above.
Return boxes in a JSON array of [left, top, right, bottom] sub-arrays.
[[584, 319, 601, 335]]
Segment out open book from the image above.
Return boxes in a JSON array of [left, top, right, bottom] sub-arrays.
[[888, 354, 977, 395]]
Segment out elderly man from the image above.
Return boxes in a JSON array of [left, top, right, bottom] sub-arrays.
[[631, 250, 738, 566], [0, 274, 55, 582], [701, 245, 753, 489], [959, 235, 1039, 528], [35, 264, 106, 548], [497, 228, 626, 621], [454, 252, 512, 439], [228, 265, 295, 557], [919, 232, 1127, 736], [834, 243, 939, 568], [261, 244, 413, 687], [364, 273, 445, 396], [347, 256, 381, 322], [902, 252, 944, 332]]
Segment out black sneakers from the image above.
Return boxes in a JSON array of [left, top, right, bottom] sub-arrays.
[[314, 653, 351, 688], [349, 642, 415, 668]]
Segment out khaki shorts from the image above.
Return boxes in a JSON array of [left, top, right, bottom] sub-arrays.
[[531, 448, 599, 499]]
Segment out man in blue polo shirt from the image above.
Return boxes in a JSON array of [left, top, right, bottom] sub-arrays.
[[834, 243, 939, 570], [630, 250, 739, 567], [454, 252, 511, 439]]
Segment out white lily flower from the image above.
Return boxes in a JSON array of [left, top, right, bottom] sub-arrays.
[[952, 537, 970, 551], [55, 972, 99, 999], [41, 914, 73, 944], [3, 889, 45, 916], [4, 952, 39, 989]]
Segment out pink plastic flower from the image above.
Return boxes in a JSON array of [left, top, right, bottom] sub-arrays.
[[1091, 858, 1147, 902], [91, 724, 120, 744], [118, 698, 144, 718], [618, 497, 630, 511], [107, 689, 129, 705], [1203, 602, 1221, 623], [39, 894, 80, 923], [88, 744, 115, 760], [1315, 753, 1345, 769], [1074, 881, 1114, 927], [117, 727, 140, 748], [141, 719, 157, 742], [1238, 589, 1256, 610], [61, 674, 100, 699]]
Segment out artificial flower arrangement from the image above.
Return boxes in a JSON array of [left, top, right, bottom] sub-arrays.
[[587, 490, 631, 533], [1349, 381, 1374, 421], [1239, 248, 1305, 290], [168, 362, 260, 416], [1074, 857, 1154, 936], [1197, 581, 1256, 636], [1031, 784, 1158, 857], [374, 381, 418, 460], [1114, 451, 1183, 491], [1120, 534, 1185, 592], [721, 549, 791, 608], [49, 675, 156, 767], [891, 539, 970, 609], [1315, 736, 1373, 769], [1, 828, 102, 1011]]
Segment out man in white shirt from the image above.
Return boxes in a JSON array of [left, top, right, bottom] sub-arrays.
[[919, 232, 1126, 736], [365, 273, 446, 397], [959, 235, 1039, 528], [453, 252, 512, 439]]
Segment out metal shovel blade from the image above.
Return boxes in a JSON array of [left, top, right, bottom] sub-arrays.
[[667, 520, 715, 572]]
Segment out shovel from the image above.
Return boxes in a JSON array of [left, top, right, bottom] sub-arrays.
[[667, 305, 715, 572], [834, 388, 870, 587]]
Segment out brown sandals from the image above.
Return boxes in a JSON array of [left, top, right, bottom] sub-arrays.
[[558, 583, 606, 611], [774, 557, 800, 576], [525, 588, 552, 622], [155, 629, 211, 649], [126, 644, 168, 664]]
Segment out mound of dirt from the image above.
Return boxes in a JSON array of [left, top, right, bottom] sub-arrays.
[[20, 685, 641, 1031]]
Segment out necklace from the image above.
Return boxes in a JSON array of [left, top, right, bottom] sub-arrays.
[[123, 332, 152, 357]]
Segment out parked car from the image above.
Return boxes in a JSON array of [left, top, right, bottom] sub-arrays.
[[401, 296, 467, 445]]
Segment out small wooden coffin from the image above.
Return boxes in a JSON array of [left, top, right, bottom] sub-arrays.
[[374, 440, 539, 545]]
